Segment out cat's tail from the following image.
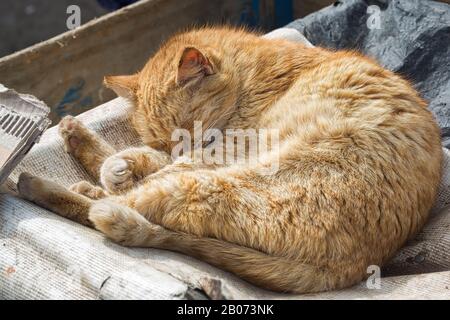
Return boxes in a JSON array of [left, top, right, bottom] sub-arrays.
[[90, 201, 348, 294], [157, 229, 337, 294]]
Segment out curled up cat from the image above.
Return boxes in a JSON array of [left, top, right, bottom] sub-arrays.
[[17, 27, 442, 294]]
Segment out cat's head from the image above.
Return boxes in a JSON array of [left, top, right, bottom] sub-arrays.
[[104, 37, 238, 153]]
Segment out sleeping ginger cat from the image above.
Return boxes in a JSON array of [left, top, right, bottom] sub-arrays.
[[17, 27, 442, 294]]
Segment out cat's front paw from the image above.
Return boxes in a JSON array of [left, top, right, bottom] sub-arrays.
[[17, 173, 70, 214], [69, 180, 107, 199], [18, 172, 48, 203], [100, 156, 135, 193], [59, 116, 90, 155]]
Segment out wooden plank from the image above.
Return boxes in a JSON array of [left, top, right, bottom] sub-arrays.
[[259, 0, 276, 29], [0, 0, 246, 124], [294, 0, 339, 18], [255, 0, 294, 30]]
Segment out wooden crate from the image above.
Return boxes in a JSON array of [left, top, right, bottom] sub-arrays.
[[242, 0, 335, 29], [0, 0, 248, 124], [293, 0, 335, 18]]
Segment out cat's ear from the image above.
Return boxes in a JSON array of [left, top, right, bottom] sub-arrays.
[[104, 74, 139, 100], [177, 47, 214, 85]]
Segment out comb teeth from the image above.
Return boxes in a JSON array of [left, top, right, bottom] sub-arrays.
[[0, 105, 37, 139]]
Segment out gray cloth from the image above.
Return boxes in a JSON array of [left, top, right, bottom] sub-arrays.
[[287, 0, 450, 147]]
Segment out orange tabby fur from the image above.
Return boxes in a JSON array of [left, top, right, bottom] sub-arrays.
[[18, 27, 442, 294]]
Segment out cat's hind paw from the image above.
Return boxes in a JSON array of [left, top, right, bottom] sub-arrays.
[[89, 200, 166, 246]]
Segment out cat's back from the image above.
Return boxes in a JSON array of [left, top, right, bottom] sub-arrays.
[[268, 49, 441, 158], [266, 47, 442, 245]]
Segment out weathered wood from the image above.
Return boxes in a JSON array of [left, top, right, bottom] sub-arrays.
[[293, 0, 336, 18], [0, 0, 246, 124], [259, 0, 276, 29]]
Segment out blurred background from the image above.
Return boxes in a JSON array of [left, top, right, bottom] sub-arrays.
[[0, 0, 338, 58], [1, 0, 447, 123]]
